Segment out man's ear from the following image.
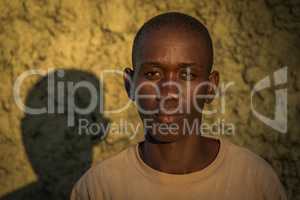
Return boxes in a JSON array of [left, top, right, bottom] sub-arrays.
[[123, 67, 135, 101], [205, 70, 219, 104]]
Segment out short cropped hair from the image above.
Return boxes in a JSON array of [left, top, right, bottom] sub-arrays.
[[132, 12, 214, 72]]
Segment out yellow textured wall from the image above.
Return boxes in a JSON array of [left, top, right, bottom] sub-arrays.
[[0, 0, 299, 199]]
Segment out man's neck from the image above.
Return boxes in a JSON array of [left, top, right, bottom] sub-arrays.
[[139, 135, 220, 174]]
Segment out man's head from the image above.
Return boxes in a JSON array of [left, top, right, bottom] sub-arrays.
[[124, 12, 219, 142]]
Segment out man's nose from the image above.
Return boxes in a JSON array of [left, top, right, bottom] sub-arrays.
[[156, 72, 180, 103]]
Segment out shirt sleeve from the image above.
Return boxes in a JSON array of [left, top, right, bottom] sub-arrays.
[[70, 175, 91, 200], [260, 163, 288, 200], [70, 165, 106, 200]]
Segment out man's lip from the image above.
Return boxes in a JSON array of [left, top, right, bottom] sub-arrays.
[[155, 113, 183, 116], [154, 113, 184, 123]]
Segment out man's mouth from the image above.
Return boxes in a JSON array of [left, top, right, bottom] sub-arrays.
[[154, 113, 184, 123]]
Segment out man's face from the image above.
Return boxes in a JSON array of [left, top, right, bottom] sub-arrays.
[[129, 27, 217, 142]]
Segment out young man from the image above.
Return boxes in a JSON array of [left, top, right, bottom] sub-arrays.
[[71, 12, 287, 200]]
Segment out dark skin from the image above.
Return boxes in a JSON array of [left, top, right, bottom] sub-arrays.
[[124, 25, 220, 174]]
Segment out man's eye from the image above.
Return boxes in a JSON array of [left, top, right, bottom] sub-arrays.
[[144, 71, 161, 80], [180, 71, 197, 81]]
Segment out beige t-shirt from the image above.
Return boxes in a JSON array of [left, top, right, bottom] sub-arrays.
[[71, 137, 287, 200]]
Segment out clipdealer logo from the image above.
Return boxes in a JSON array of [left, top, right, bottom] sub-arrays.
[[12, 66, 288, 136], [250, 67, 288, 133]]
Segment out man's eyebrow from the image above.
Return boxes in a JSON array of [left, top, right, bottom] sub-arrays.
[[140, 62, 162, 69], [179, 62, 207, 72], [141, 61, 161, 66], [139, 61, 205, 70], [178, 62, 197, 68], [141, 62, 197, 67]]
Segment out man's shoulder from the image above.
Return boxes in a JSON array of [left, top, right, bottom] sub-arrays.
[[224, 139, 287, 199], [225, 139, 279, 178], [70, 145, 137, 199], [94, 144, 136, 171], [227, 140, 269, 166], [75, 144, 136, 184]]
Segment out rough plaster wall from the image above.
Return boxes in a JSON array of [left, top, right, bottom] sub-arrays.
[[0, 0, 299, 199]]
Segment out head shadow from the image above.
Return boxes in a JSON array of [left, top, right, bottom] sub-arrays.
[[1, 68, 109, 200]]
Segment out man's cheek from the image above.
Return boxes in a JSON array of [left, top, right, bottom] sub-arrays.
[[187, 88, 207, 113], [136, 98, 158, 112], [135, 90, 158, 113]]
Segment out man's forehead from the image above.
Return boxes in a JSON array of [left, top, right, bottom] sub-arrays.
[[136, 37, 209, 67], [140, 26, 205, 43], [140, 46, 203, 64]]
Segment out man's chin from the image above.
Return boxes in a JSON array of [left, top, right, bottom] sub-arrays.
[[145, 131, 182, 144]]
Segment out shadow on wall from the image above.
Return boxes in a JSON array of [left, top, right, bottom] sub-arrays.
[[1, 69, 109, 200]]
